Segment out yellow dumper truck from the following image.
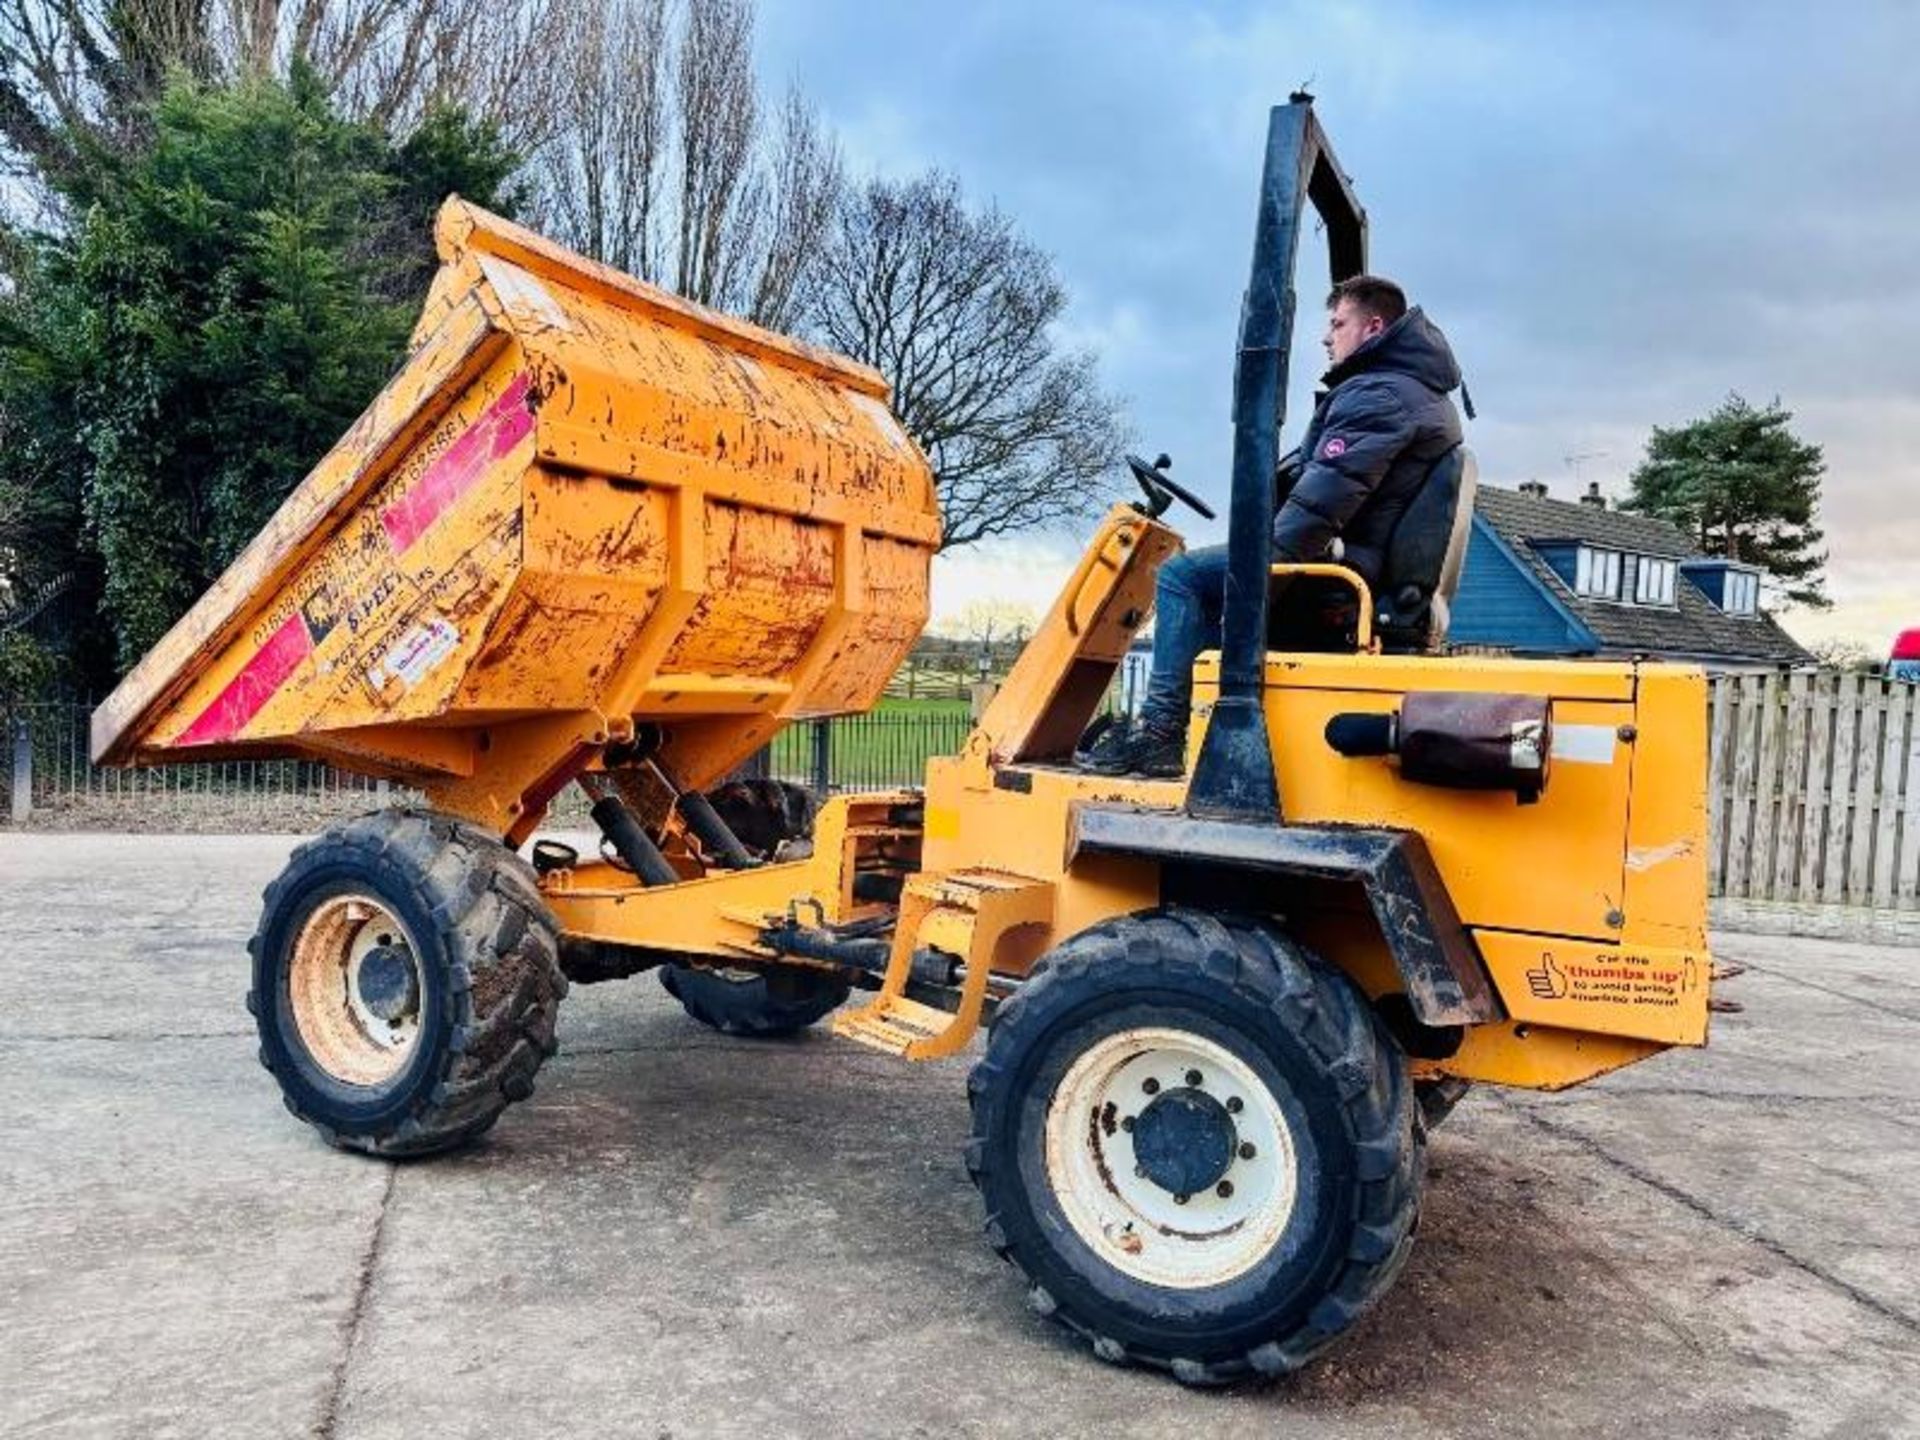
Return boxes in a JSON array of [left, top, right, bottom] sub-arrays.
[[95, 99, 1711, 1383]]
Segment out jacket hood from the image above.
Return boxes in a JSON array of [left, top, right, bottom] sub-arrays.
[[1324, 306, 1461, 393]]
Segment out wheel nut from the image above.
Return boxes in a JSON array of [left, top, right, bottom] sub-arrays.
[[1185, 1069, 1202, 1087], [1142, 1077, 1160, 1095], [1216, 1181, 1234, 1199], [1174, 1193, 1189, 1205], [1225, 1096, 1243, 1114], [1121, 1116, 1135, 1132], [1135, 1165, 1147, 1178], [1238, 1142, 1256, 1160]]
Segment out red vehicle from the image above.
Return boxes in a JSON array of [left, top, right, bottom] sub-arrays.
[[1892, 629, 1920, 683]]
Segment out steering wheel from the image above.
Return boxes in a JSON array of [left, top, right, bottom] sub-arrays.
[[1127, 452, 1216, 520]]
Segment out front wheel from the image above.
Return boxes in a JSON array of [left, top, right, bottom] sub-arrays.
[[248, 809, 566, 1157], [965, 909, 1421, 1385]]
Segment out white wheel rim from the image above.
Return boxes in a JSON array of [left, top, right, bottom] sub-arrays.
[[1043, 1027, 1299, 1289], [288, 896, 424, 1085]]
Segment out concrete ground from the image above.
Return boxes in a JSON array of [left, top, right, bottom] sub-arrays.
[[3, 834, 1917, 1440]]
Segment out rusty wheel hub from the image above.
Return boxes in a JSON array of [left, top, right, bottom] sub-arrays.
[[1043, 1027, 1298, 1288], [287, 895, 424, 1086]]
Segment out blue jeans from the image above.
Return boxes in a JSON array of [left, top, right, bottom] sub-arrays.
[[1139, 545, 1229, 736]]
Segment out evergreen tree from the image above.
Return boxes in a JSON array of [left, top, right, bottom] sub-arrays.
[[0, 70, 519, 688], [1622, 394, 1828, 608]]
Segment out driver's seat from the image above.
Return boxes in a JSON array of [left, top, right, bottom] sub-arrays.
[[1266, 445, 1478, 655], [1373, 445, 1477, 654]]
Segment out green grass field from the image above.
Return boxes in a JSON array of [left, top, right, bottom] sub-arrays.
[[872, 697, 972, 718]]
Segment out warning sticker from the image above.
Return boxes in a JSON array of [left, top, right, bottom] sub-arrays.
[[1475, 930, 1709, 1046], [370, 618, 460, 692]]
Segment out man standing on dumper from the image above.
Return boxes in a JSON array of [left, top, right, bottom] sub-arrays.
[[1078, 274, 1466, 777]]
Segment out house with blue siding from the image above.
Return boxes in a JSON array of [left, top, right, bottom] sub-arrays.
[[1449, 482, 1813, 671]]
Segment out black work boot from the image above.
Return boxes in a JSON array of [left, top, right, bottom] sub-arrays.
[[1074, 716, 1187, 778]]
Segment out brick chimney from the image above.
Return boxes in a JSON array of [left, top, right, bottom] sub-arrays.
[[1518, 479, 1548, 498], [1580, 481, 1607, 509]]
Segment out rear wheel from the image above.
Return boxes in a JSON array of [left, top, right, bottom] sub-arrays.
[[248, 809, 565, 1157], [966, 908, 1420, 1384], [660, 963, 851, 1037], [660, 777, 846, 1035], [704, 777, 817, 859]]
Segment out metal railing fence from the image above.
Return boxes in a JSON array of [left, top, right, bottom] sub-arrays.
[[2, 700, 974, 830]]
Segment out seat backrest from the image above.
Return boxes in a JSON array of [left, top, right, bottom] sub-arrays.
[[1375, 445, 1477, 653]]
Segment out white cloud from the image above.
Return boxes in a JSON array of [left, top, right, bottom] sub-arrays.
[[929, 535, 1082, 629], [1050, 301, 1150, 370]]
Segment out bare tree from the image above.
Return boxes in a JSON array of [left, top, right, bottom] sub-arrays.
[[804, 171, 1127, 550], [944, 599, 1035, 653], [0, 0, 561, 223], [539, 0, 667, 277], [0, 2, 216, 198], [0, 1, 844, 325], [201, 0, 572, 161], [749, 86, 839, 331], [296, 0, 569, 161], [533, 0, 841, 329], [671, 0, 754, 305]]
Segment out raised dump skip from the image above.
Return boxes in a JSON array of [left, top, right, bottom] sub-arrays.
[[92, 198, 941, 816]]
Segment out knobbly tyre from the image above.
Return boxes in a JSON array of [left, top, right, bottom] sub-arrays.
[[95, 98, 1711, 1384]]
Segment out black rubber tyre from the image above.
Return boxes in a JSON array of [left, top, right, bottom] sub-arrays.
[[660, 777, 844, 1035], [659, 962, 851, 1037], [246, 808, 566, 1158], [965, 908, 1421, 1385], [704, 777, 817, 859]]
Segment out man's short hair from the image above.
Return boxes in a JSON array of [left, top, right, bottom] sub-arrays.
[[1327, 275, 1408, 326]]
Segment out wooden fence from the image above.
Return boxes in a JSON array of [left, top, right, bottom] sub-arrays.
[[1707, 673, 1919, 909]]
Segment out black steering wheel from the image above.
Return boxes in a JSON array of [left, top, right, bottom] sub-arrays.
[[1127, 452, 1216, 520]]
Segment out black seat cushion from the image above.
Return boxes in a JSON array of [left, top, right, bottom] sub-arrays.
[[1376, 446, 1477, 653], [1265, 446, 1478, 655]]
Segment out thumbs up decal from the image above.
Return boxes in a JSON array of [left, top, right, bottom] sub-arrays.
[[1526, 953, 1569, 1001]]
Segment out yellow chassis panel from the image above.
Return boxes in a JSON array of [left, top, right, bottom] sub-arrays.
[[539, 502, 1710, 1095]]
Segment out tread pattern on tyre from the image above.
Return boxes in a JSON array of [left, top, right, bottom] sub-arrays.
[[247, 807, 567, 1158], [703, 777, 817, 858], [659, 961, 849, 1037], [964, 907, 1421, 1386]]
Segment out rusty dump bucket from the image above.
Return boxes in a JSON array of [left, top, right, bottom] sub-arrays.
[[93, 199, 940, 804]]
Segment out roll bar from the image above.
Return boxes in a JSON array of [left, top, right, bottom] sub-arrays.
[[1186, 95, 1368, 823]]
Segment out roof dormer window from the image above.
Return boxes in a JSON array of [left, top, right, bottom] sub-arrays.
[[1634, 557, 1676, 605], [1677, 559, 1763, 617], [1569, 546, 1676, 606], [1574, 546, 1621, 599], [1722, 569, 1759, 616]]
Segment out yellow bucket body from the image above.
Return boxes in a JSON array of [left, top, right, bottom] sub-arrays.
[[93, 199, 940, 791]]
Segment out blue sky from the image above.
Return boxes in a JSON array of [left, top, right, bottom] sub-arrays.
[[758, 0, 1918, 649]]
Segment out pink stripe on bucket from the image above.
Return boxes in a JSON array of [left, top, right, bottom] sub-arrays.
[[174, 611, 315, 747], [381, 373, 534, 552]]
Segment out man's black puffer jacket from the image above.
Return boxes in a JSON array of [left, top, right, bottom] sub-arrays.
[[1272, 306, 1464, 588]]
